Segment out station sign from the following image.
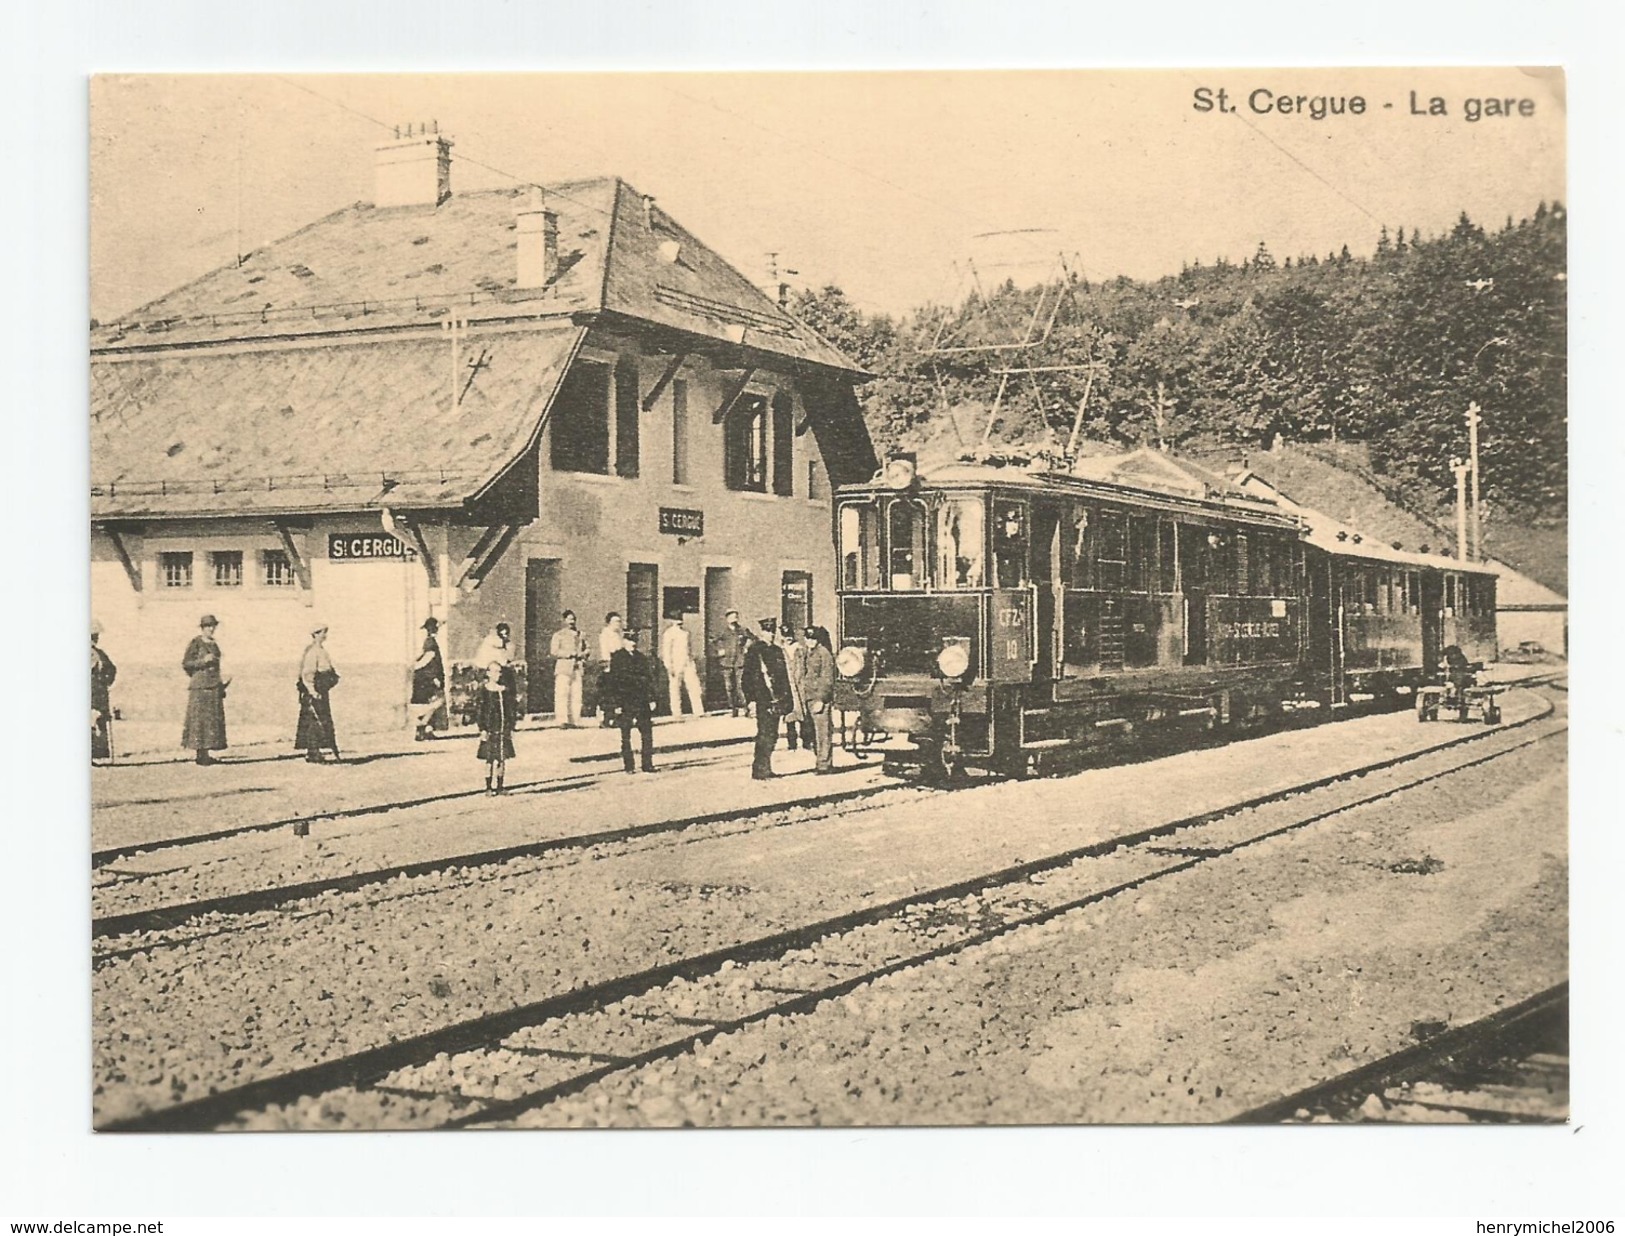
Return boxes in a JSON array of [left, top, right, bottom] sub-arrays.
[[658, 507, 705, 537], [328, 532, 417, 562]]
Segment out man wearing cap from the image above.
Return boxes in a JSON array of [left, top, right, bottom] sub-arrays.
[[91, 620, 117, 764], [660, 613, 705, 718], [715, 609, 753, 718], [741, 617, 793, 779], [295, 624, 341, 763], [181, 615, 228, 765], [549, 609, 589, 728], [410, 617, 446, 740], [604, 625, 659, 773], [594, 612, 624, 727]]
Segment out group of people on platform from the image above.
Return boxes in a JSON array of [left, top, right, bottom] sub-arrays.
[[91, 608, 840, 789]]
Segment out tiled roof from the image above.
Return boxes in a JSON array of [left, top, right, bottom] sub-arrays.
[[91, 325, 583, 518], [92, 177, 860, 375]]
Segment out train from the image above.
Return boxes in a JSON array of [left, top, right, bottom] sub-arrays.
[[830, 449, 1498, 779]]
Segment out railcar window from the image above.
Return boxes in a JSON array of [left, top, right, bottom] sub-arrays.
[[1127, 515, 1155, 593], [887, 498, 928, 590], [1064, 506, 1092, 588], [1232, 536, 1250, 596], [1444, 573, 1457, 616], [935, 498, 985, 588], [993, 502, 1029, 588], [1095, 508, 1126, 590], [839, 503, 882, 590]]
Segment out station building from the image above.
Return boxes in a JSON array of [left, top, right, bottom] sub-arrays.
[[91, 128, 877, 739]]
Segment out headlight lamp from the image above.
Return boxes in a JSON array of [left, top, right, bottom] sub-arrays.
[[835, 645, 868, 678], [936, 641, 971, 679]]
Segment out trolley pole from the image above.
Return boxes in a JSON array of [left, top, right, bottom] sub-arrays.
[[1466, 401, 1483, 561], [1451, 457, 1470, 562]]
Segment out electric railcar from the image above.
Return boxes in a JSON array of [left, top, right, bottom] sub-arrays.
[[831, 454, 1497, 779]]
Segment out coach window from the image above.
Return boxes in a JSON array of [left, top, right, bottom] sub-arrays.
[[1093, 508, 1125, 590], [1444, 574, 1457, 617], [1127, 515, 1155, 593], [887, 498, 928, 590], [839, 503, 882, 590], [935, 497, 985, 588], [992, 502, 1030, 588]]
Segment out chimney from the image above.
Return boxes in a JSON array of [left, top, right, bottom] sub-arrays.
[[515, 186, 559, 289], [373, 122, 452, 208]]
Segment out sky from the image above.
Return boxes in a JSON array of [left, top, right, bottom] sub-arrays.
[[90, 68, 1566, 323]]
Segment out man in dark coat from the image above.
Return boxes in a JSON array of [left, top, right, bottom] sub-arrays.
[[181, 614, 228, 764], [741, 617, 793, 779], [91, 620, 117, 764], [604, 626, 660, 773], [715, 609, 753, 717]]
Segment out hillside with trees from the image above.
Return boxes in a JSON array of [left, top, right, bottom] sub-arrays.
[[791, 203, 1567, 587]]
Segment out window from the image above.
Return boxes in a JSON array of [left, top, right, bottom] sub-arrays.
[[262, 548, 295, 588], [724, 395, 768, 492], [671, 379, 690, 485], [887, 499, 927, 590], [211, 550, 243, 588], [1126, 515, 1155, 593], [1094, 509, 1126, 590], [614, 355, 640, 479], [771, 392, 795, 497], [839, 502, 882, 589], [1444, 573, 1458, 616], [549, 359, 611, 474], [1231, 535, 1250, 595], [992, 502, 1029, 588], [159, 551, 193, 589], [935, 497, 985, 588]]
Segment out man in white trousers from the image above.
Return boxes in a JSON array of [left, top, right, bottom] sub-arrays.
[[660, 613, 705, 718], [549, 609, 588, 727]]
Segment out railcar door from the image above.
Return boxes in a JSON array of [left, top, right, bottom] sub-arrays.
[[1420, 570, 1444, 675], [1178, 523, 1210, 665], [1030, 502, 1065, 683], [988, 498, 1034, 681]]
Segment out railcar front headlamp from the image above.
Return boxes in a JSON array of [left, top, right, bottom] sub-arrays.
[[836, 645, 869, 678], [935, 640, 971, 680]]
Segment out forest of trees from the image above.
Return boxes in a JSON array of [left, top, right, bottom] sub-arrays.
[[791, 203, 1567, 526]]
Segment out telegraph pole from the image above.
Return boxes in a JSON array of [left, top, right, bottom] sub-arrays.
[[1466, 401, 1483, 561], [1451, 456, 1470, 561]]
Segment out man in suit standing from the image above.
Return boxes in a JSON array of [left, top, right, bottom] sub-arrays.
[[604, 625, 659, 773], [741, 617, 793, 780]]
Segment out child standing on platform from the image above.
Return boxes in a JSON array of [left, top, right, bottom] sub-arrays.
[[474, 661, 516, 795]]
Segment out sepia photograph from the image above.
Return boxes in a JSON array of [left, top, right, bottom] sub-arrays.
[[84, 66, 1569, 1139]]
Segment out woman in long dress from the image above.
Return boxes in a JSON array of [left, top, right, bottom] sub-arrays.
[[411, 617, 446, 740], [295, 624, 341, 763], [474, 661, 516, 795], [181, 615, 228, 764], [91, 621, 117, 763]]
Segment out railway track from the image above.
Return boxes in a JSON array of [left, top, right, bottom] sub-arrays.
[[1233, 983, 1568, 1124], [101, 693, 1565, 1131], [92, 681, 1560, 947]]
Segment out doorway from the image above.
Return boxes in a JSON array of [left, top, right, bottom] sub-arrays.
[[1030, 504, 1064, 682], [524, 558, 562, 711], [626, 563, 659, 654], [1179, 524, 1209, 665], [704, 566, 734, 709]]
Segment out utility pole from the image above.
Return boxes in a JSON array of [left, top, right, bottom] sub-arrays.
[[1466, 401, 1483, 561], [1451, 456, 1470, 561]]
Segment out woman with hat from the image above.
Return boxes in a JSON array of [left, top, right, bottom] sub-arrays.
[[295, 623, 341, 763], [411, 617, 446, 740], [181, 615, 229, 765]]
